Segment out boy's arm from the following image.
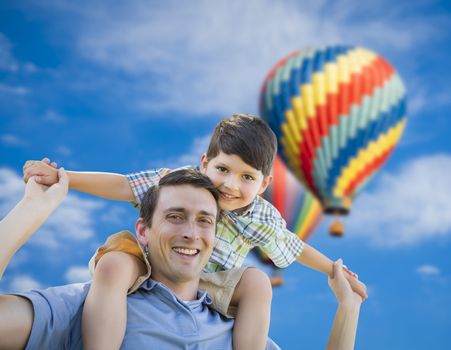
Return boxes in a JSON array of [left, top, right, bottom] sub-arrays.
[[23, 159, 134, 201], [296, 243, 368, 301], [295, 242, 334, 276]]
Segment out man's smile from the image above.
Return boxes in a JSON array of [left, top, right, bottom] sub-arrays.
[[172, 247, 200, 256]]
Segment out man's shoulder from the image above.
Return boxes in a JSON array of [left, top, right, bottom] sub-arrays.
[[15, 281, 91, 314]]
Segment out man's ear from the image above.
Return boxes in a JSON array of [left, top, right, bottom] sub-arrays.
[[135, 217, 149, 246], [258, 175, 273, 196], [200, 153, 208, 174]]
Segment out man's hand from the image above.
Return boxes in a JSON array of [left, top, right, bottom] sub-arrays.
[[343, 268, 368, 302], [24, 168, 69, 211], [328, 259, 363, 306], [23, 157, 59, 186]]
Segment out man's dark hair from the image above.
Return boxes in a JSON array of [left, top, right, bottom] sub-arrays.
[[139, 168, 220, 227], [206, 114, 277, 177]]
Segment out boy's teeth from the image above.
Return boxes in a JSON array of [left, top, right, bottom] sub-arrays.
[[173, 248, 198, 255]]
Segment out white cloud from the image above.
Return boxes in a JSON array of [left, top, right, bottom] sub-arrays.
[[23, 0, 448, 116], [99, 205, 128, 225], [344, 154, 451, 247], [0, 33, 19, 72], [65, 266, 91, 283], [44, 110, 67, 123], [0, 134, 27, 147], [0, 83, 29, 95], [56, 145, 72, 156], [172, 135, 212, 167], [417, 264, 440, 277], [0, 168, 106, 249], [9, 275, 43, 292]]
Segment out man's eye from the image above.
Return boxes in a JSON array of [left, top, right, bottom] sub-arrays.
[[216, 166, 228, 173], [167, 214, 183, 221], [243, 174, 254, 181], [199, 217, 214, 225]]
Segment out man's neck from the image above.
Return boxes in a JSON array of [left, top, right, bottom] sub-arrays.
[[153, 275, 200, 301]]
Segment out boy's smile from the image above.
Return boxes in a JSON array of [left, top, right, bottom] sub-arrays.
[[200, 151, 272, 212]]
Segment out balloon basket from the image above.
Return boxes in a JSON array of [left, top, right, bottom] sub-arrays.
[[329, 218, 344, 237]]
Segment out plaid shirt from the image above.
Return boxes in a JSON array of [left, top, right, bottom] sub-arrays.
[[127, 168, 304, 272]]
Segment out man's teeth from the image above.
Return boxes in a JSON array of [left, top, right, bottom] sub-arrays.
[[173, 248, 198, 256]]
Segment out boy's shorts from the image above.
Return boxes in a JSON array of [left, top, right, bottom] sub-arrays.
[[88, 230, 246, 318]]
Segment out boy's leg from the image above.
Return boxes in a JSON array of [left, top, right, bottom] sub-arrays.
[[82, 251, 147, 350], [230, 268, 272, 350]]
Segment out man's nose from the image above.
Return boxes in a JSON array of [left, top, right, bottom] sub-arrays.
[[182, 220, 199, 240]]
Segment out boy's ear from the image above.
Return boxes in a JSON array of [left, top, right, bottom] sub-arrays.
[[135, 217, 149, 246], [258, 175, 273, 195], [200, 153, 208, 173]]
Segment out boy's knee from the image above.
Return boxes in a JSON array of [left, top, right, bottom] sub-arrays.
[[240, 268, 272, 301], [94, 252, 138, 286]]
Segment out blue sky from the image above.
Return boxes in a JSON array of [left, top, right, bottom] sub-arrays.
[[1, 0, 451, 348]]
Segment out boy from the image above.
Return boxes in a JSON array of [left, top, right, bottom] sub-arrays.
[[23, 114, 367, 350]]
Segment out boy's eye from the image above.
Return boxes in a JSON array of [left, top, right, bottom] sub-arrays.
[[216, 166, 228, 173], [243, 174, 255, 181]]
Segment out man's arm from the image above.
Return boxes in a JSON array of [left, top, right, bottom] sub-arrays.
[[326, 259, 362, 350], [0, 168, 68, 277], [0, 295, 34, 349], [23, 158, 134, 201], [0, 168, 69, 347]]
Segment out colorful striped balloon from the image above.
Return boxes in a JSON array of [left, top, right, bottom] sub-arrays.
[[260, 45, 407, 234], [255, 156, 323, 285], [264, 156, 323, 241]]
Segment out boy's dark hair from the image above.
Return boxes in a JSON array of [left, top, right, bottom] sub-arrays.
[[139, 168, 220, 227], [206, 114, 277, 177]]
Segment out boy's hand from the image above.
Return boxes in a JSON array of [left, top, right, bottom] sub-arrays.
[[25, 168, 69, 210], [328, 259, 362, 305], [343, 267, 368, 302], [23, 157, 59, 186]]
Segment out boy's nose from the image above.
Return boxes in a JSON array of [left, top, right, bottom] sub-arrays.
[[224, 176, 239, 190]]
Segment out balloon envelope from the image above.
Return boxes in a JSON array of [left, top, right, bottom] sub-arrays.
[[260, 46, 407, 215], [255, 156, 323, 268]]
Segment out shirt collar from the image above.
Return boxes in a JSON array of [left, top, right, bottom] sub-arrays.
[[138, 278, 212, 306]]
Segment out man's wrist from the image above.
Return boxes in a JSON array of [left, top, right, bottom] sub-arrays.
[[338, 297, 362, 312], [20, 197, 55, 218]]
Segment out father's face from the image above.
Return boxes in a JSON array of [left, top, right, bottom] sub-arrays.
[[139, 185, 217, 286]]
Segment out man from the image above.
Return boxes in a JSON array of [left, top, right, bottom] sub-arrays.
[[0, 168, 361, 349]]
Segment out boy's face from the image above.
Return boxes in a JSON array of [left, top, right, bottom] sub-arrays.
[[200, 151, 272, 212]]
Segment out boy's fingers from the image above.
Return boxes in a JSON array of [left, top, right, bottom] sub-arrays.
[[41, 157, 50, 164], [50, 162, 57, 168]]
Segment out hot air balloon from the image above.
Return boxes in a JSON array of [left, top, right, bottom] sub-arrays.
[[260, 45, 407, 236], [254, 156, 323, 286]]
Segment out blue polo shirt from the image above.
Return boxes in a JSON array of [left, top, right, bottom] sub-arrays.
[[16, 279, 280, 349]]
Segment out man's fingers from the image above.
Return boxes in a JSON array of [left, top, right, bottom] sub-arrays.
[[41, 157, 50, 164], [57, 167, 69, 186], [333, 259, 345, 279], [50, 162, 57, 168]]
